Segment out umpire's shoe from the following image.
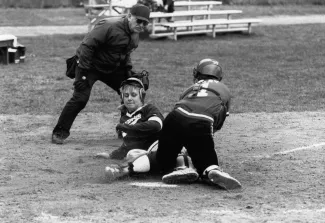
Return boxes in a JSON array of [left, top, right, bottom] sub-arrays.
[[51, 131, 69, 144], [204, 165, 242, 190], [162, 167, 199, 184]]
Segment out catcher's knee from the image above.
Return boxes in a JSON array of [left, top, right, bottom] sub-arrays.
[[128, 155, 151, 173], [126, 141, 160, 174]]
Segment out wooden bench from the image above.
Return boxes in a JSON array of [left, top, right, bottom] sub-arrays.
[[84, 4, 110, 16], [158, 18, 262, 40], [85, 1, 224, 31], [149, 10, 243, 37], [174, 1, 222, 10], [111, 1, 222, 13], [85, 3, 126, 31], [0, 36, 14, 65]]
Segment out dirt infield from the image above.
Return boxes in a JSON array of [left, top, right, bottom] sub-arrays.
[[1, 112, 324, 222]]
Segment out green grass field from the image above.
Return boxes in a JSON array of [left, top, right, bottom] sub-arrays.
[[1, 24, 324, 115], [1, 5, 325, 26]]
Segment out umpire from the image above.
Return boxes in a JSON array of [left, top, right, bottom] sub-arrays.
[[52, 3, 151, 144]]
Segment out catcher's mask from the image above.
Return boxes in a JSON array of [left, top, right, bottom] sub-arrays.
[[193, 58, 223, 81], [120, 77, 146, 103]]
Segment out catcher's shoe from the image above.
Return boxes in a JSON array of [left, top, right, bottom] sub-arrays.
[[105, 165, 128, 181], [204, 166, 242, 190], [162, 167, 199, 184]]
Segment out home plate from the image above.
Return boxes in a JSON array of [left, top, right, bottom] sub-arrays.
[[129, 182, 179, 188]]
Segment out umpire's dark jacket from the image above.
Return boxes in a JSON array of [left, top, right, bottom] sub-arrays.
[[76, 16, 137, 74]]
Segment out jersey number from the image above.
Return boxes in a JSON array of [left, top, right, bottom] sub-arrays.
[[196, 81, 210, 97]]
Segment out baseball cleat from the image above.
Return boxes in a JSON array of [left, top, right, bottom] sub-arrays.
[[105, 165, 128, 180], [207, 169, 242, 190], [162, 167, 199, 184]]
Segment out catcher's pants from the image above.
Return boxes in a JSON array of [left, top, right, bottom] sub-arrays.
[[53, 66, 128, 135], [156, 109, 220, 175]]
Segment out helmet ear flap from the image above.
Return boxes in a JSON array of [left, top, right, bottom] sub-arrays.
[[140, 89, 146, 102], [193, 67, 198, 78], [120, 87, 124, 101]]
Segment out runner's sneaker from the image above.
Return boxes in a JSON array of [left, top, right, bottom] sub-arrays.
[[205, 166, 242, 190], [162, 167, 199, 184]]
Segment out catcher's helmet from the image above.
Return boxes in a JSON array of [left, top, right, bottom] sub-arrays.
[[193, 58, 223, 81], [120, 77, 146, 102]]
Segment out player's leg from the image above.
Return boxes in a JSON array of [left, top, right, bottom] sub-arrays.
[[184, 121, 241, 190], [156, 111, 186, 174], [52, 68, 98, 144], [104, 141, 159, 179], [157, 111, 199, 183]]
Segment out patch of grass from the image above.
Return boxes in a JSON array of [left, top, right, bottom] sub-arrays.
[[218, 5, 325, 17], [231, 0, 325, 5], [1, 24, 325, 115], [1, 6, 325, 26], [0, 8, 87, 26]]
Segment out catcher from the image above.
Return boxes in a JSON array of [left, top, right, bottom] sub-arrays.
[[96, 77, 164, 160], [104, 58, 242, 190]]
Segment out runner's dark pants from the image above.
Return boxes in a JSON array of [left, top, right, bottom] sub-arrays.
[[53, 66, 128, 136], [156, 109, 220, 175]]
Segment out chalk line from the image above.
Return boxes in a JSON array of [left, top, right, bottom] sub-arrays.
[[129, 182, 179, 188], [253, 142, 325, 159], [275, 142, 325, 155]]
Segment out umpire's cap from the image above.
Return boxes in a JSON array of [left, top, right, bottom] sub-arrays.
[[193, 58, 223, 81], [130, 4, 150, 23]]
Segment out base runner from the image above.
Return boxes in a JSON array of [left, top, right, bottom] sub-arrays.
[[105, 59, 242, 190]]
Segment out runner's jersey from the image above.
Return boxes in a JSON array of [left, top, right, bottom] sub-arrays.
[[120, 104, 164, 150], [175, 79, 231, 128]]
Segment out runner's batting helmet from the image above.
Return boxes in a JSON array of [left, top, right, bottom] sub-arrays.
[[193, 58, 223, 81]]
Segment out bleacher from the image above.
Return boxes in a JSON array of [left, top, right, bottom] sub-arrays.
[[0, 35, 26, 65], [83, 0, 261, 40]]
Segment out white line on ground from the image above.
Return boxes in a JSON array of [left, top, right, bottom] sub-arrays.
[[275, 142, 325, 155], [253, 142, 325, 159], [129, 182, 179, 188]]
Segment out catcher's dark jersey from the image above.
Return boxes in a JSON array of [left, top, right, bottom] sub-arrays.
[[120, 104, 164, 150], [175, 79, 231, 132]]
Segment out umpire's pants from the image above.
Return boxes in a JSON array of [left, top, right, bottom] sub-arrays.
[[156, 109, 220, 175], [53, 66, 128, 135]]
